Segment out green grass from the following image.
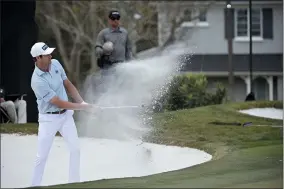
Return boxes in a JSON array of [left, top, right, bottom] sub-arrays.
[[146, 100, 283, 156], [1, 100, 283, 188]]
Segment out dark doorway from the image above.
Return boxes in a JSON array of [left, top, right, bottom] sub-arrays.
[[1, 1, 38, 122]]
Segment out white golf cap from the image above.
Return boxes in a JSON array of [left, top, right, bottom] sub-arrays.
[[30, 42, 55, 57]]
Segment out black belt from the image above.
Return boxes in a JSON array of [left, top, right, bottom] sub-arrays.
[[46, 109, 67, 114], [111, 60, 123, 64]]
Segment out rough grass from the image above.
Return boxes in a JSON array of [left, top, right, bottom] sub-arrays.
[[146, 100, 283, 157], [1, 100, 283, 188]]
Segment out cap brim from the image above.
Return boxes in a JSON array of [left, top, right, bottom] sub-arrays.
[[42, 47, 55, 55]]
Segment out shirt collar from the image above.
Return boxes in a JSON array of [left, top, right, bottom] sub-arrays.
[[110, 26, 122, 33], [34, 63, 50, 76]]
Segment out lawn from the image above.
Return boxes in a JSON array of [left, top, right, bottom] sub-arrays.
[[1, 100, 283, 188]]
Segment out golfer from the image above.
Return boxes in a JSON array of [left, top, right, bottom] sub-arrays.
[[30, 42, 94, 186], [95, 10, 133, 69]]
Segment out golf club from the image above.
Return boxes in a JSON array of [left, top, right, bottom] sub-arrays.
[[210, 121, 283, 128], [99, 104, 145, 110], [243, 122, 283, 128]]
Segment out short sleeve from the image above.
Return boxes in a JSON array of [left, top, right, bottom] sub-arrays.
[[31, 79, 57, 103], [52, 59, 68, 80]]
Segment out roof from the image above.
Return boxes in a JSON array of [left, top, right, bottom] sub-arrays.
[[136, 43, 195, 59], [136, 47, 160, 59], [180, 54, 283, 73]]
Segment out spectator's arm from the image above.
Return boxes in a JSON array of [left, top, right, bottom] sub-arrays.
[[125, 32, 133, 61], [95, 30, 105, 58]]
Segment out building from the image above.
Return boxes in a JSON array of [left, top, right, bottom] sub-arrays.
[[138, 0, 283, 102]]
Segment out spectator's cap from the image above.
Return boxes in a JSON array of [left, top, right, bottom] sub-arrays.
[[108, 10, 120, 20], [30, 42, 55, 57]]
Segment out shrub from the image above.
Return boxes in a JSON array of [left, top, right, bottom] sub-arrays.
[[157, 73, 227, 111]]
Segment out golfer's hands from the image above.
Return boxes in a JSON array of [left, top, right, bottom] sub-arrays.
[[80, 101, 101, 113]]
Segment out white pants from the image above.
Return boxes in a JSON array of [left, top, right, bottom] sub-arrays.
[[31, 110, 80, 187], [0, 99, 27, 123]]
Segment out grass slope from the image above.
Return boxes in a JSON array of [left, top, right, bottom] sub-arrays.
[[1, 101, 283, 188]]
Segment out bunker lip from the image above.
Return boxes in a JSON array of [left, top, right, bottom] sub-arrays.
[[1, 134, 212, 188]]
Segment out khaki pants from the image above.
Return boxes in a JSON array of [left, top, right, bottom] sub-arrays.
[[0, 99, 27, 123]]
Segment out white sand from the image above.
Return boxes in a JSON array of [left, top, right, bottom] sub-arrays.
[[239, 108, 283, 120], [1, 134, 212, 188]]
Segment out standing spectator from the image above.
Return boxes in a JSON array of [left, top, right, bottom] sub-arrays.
[[95, 10, 133, 69]]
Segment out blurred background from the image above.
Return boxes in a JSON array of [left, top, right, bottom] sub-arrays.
[[1, 0, 283, 122]]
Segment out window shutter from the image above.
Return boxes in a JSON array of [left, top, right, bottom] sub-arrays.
[[224, 8, 235, 39], [262, 8, 273, 39]]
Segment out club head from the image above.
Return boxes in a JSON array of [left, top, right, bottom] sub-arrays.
[[243, 122, 253, 127]]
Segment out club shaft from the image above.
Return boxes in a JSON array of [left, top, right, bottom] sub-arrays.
[[99, 105, 141, 109]]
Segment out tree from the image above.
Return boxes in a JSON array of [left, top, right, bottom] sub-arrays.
[[35, 1, 215, 86], [36, 1, 112, 87], [117, 1, 158, 53], [35, 1, 160, 86], [157, 1, 216, 50]]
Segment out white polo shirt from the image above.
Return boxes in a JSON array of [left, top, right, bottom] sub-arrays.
[[31, 59, 69, 114]]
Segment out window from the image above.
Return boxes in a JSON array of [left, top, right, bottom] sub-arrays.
[[183, 9, 207, 23], [182, 8, 208, 27], [184, 10, 193, 22], [198, 11, 207, 22], [235, 8, 262, 38]]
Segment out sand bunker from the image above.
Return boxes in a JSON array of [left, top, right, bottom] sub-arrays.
[[1, 134, 212, 188], [239, 108, 283, 120]]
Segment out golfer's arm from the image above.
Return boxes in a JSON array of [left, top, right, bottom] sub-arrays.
[[32, 79, 85, 110], [50, 96, 85, 110], [63, 79, 84, 103]]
